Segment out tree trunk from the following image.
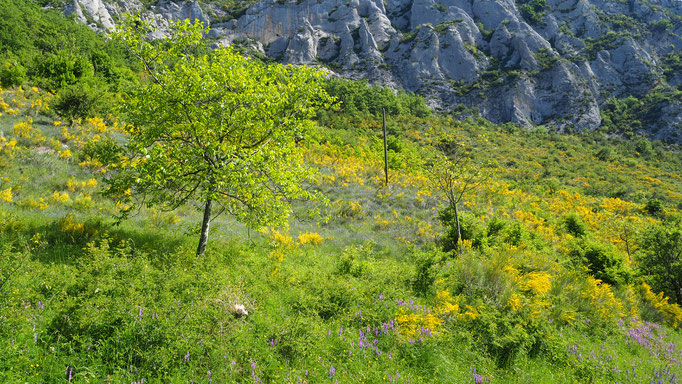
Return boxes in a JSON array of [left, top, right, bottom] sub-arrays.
[[453, 202, 462, 256], [623, 225, 631, 262], [196, 197, 213, 256]]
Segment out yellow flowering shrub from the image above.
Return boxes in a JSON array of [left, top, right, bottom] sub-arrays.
[[395, 308, 443, 339], [12, 121, 32, 138], [508, 293, 522, 311], [59, 214, 84, 235], [59, 149, 72, 159], [297, 232, 323, 246], [0, 187, 13, 202], [264, 228, 295, 249], [51, 191, 70, 204], [521, 271, 552, 296], [19, 197, 48, 210], [639, 282, 682, 328]]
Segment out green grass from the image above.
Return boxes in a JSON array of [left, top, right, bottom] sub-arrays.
[[1, 83, 682, 383]]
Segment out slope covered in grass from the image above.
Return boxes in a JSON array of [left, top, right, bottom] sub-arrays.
[[1, 82, 682, 383]]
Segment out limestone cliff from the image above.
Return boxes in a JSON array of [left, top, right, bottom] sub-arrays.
[[66, 0, 682, 141]]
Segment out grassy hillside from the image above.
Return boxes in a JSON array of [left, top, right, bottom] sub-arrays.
[[1, 81, 682, 383], [2, 2, 682, 383]]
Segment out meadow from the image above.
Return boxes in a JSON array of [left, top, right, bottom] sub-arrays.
[[1, 81, 682, 383], [1, 2, 682, 382]]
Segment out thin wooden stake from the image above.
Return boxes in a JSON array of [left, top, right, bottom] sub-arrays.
[[383, 108, 388, 186]]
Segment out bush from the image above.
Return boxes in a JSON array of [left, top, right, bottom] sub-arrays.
[[412, 250, 437, 296], [52, 78, 111, 119], [645, 199, 664, 217], [637, 219, 682, 304], [568, 239, 630, 286], [323, 78, 430, 118], [34, 53, 94, 89], [438, 209, 487, 252], [0, 59, 26, 87], [562, 213, 587, 237], [80, 135, 122, 166]]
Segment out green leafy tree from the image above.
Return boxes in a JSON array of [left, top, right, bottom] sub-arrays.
[[110, 15, 332, 255], [637, 218, 682, 304]]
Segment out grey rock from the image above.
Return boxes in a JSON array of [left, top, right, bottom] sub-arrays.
[[63, 0, 682, 142]]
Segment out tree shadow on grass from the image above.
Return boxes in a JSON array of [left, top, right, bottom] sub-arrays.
[[2, 217, 190, 266]]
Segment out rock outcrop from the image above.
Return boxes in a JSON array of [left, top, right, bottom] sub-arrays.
[[65, 0, 682, 141]]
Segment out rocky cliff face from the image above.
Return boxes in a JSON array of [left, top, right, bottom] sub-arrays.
[[67, 0, 682, 140]]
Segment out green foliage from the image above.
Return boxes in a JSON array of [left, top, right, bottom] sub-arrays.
[[600, 89, 682, 139], [637, 218, 682, 303], [519, 0, 547, 25], [34, 53, 94, 89], [662, 52, 682, 84], [645, 199, 664, 217], [584, 32, 626, 60], [476, 22, 494, 41], [595, 147, 613, 161], [412, 249, 438, 296], [0, 0, 132, 109], [53, 78, 112, 119], [649, 18, 673, 31], [569, 239, 630, 286], [562, 213, 587, 237], [0, 59, 26, 87], [323, 78, 430, 118], [533, 48, 559, 71], [109, 16, 332, 253]]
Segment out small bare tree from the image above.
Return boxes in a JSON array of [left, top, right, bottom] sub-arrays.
[[428, 138, 488, 255]]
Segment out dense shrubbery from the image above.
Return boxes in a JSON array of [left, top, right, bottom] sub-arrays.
[[569, 239, 631, 286], [637, 217, 682, 304], [323, 78, 431, 118], [0, 0, 133, 119]]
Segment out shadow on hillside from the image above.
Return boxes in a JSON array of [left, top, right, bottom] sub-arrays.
[[2, 218, 189, 266]]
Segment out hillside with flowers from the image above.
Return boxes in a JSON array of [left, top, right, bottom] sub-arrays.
[[2, 2, 682, 383]]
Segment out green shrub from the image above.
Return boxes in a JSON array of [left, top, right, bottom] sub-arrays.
[[645, 199, 664, 217], [412, 250, 437, 296], [637, 218, 682, 303], [563, 213, 587, 237], [504, 222, 525, 246], [53, 78, 111, 119], [0, 59, 26, 87], [34, 53, 94, 89], [80, 135, 123, 166], [568, 239, 630, 286], [438, 209, 487, 252]]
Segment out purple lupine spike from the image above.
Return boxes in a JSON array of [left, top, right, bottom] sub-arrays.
[[329, 365, 335, 378], [69, 367, 73, 381]]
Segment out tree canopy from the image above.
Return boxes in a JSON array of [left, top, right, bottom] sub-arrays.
[[109, 15, 333, 254]]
